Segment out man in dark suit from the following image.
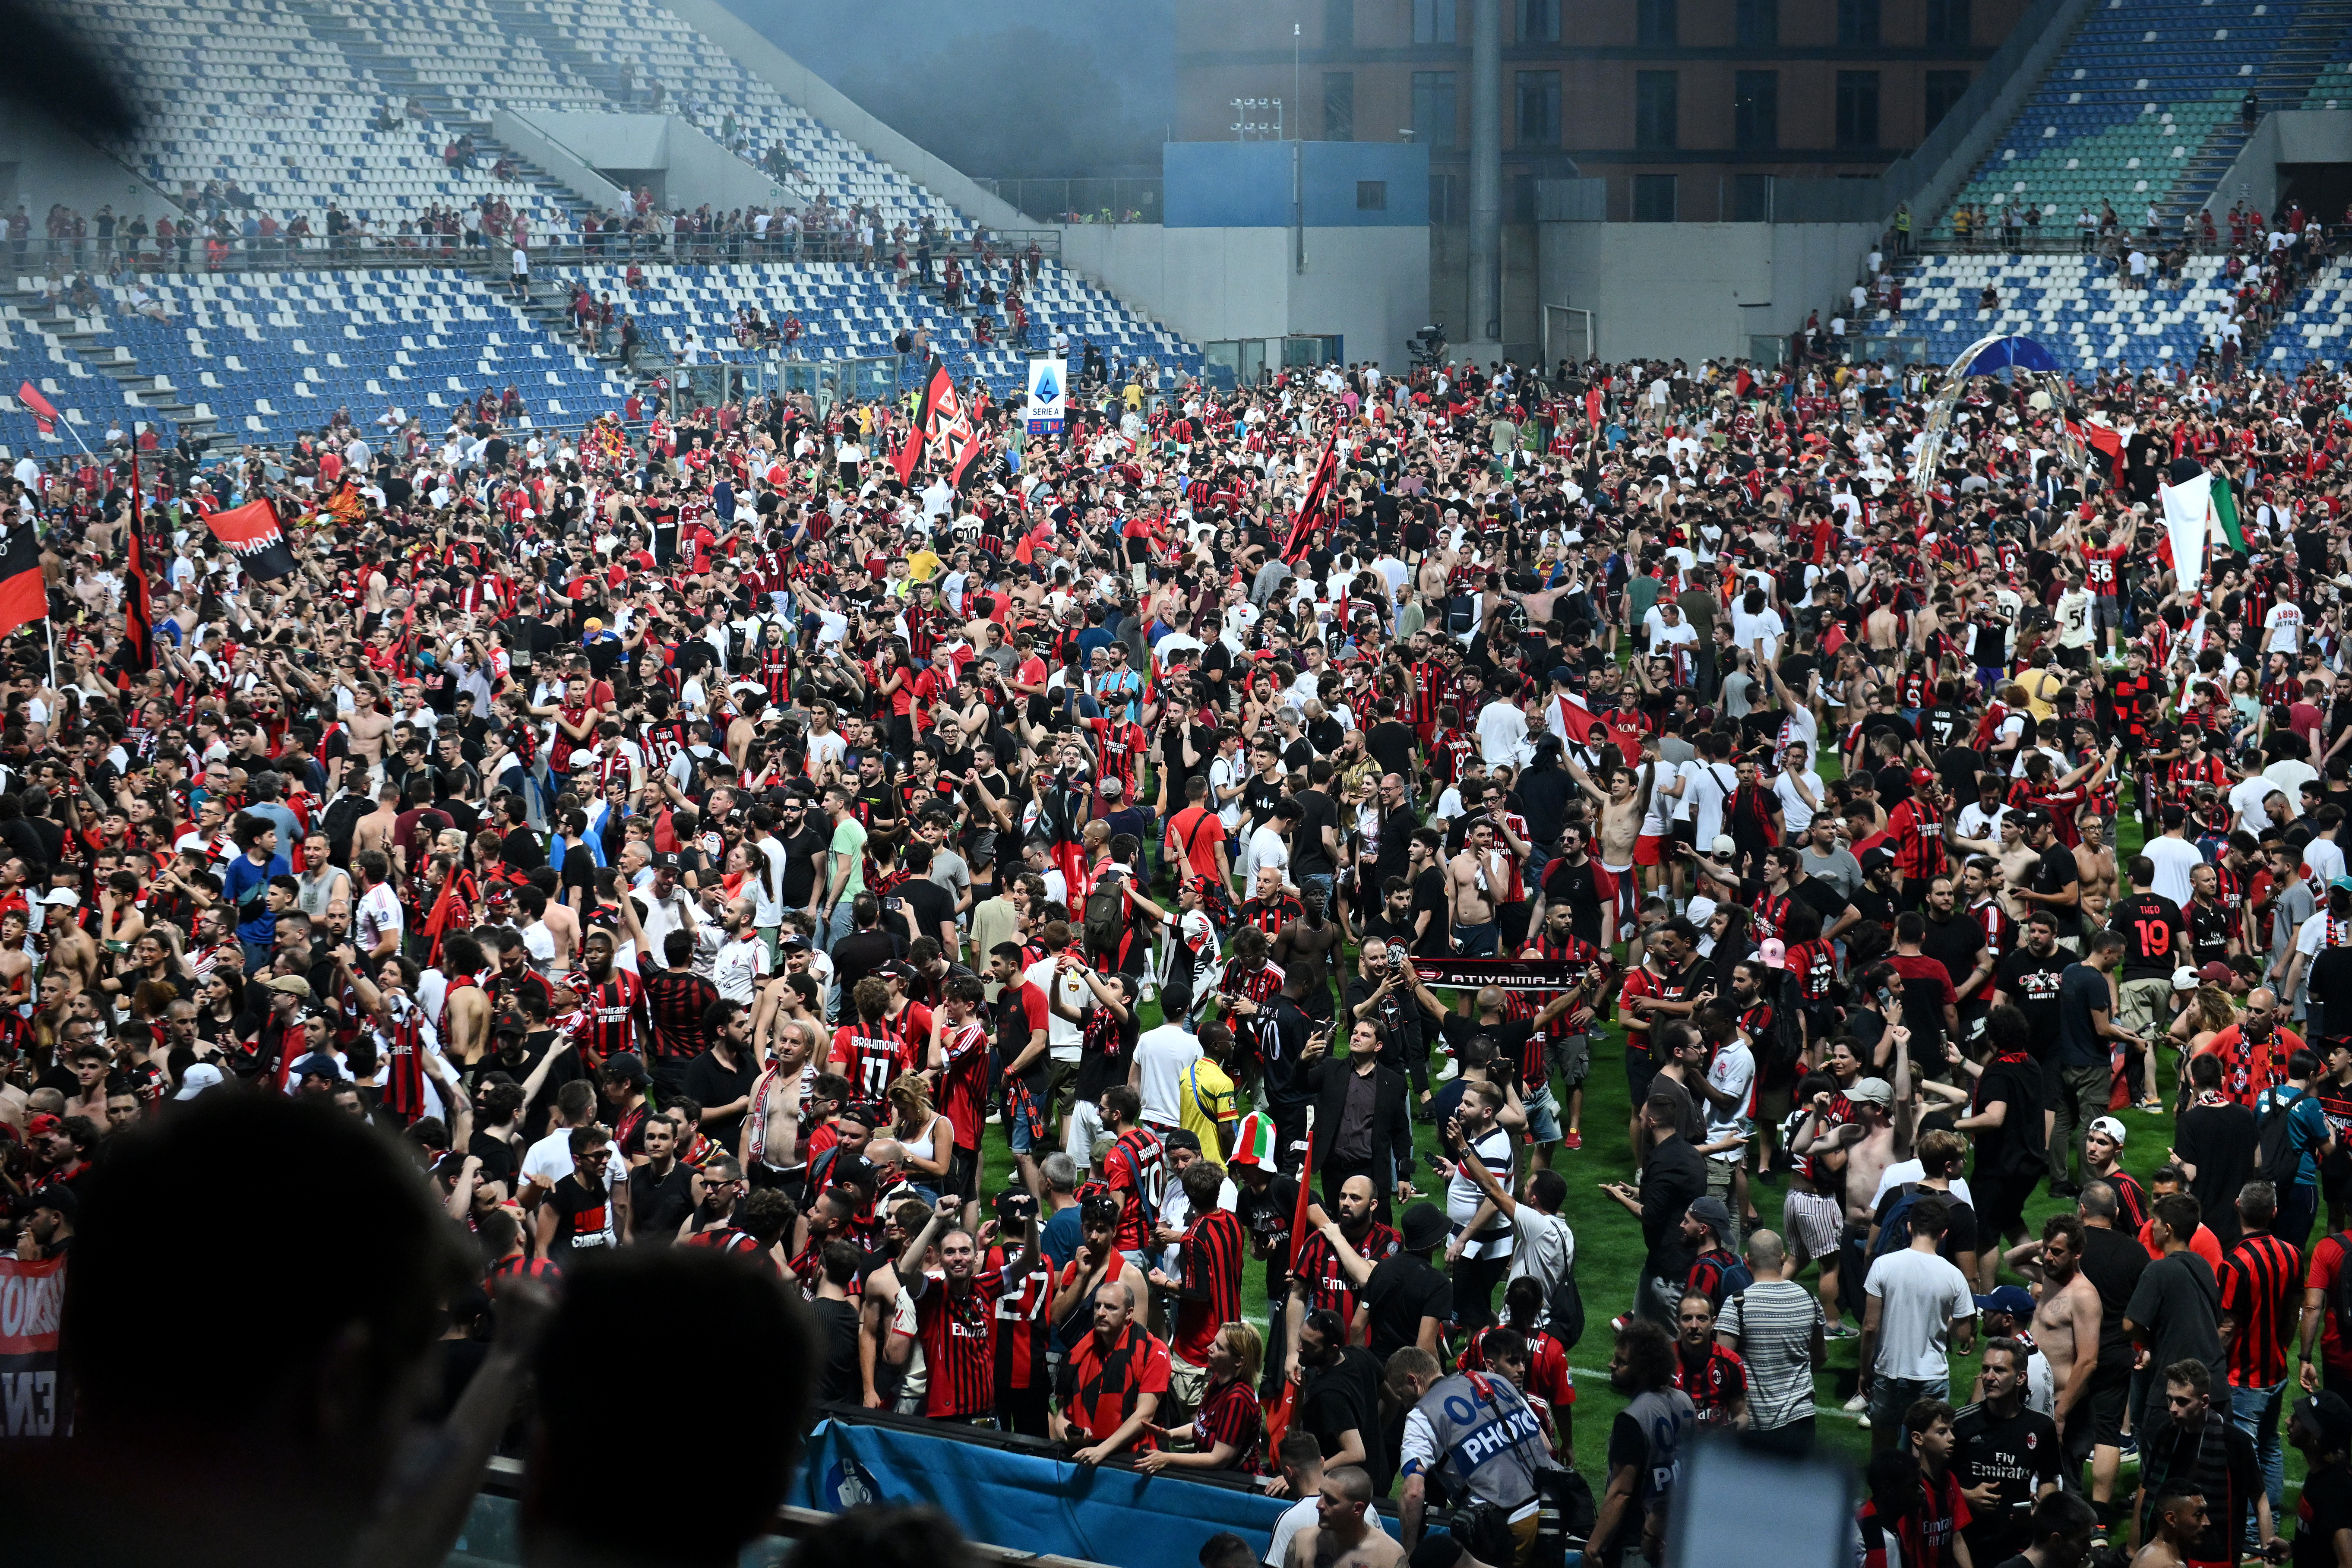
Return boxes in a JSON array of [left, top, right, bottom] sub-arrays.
[[1309, 1018, 1417, 1222]]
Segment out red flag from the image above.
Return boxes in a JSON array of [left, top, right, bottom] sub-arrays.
[[204, 498, 300, 579], [421, 867, 477, 965], [1281, 433, 1339, 563], [1263, 1131, 1318, 1451], [891, 372, 942, 487], [1584, 387, 1603, 427], [0, 522, 45, 642], [16, 382, 56, 438], [119, 516, 154, 674]]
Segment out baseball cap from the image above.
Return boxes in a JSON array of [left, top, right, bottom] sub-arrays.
[[174, 1062, 224, 1100], [654, 851, 681, 872], [1687, 1196, 1734, 1234], [2333, 876, 2352, 894], [37, 888, 77, 908], [1758, 937, 1788, 971], [1709, 833, 1737, 856], [1099, 775, 1123, 796], [1973, 1285, 2036, 1318], [1860, 845, 1897, 873], [24, 1112, 61, 1138], [2198, 960, 2235, 986], [1848, 1078, 1894, 1108], [2089, 1115, 2128, 1146], [2172, 965, 2200, 990], [1909, 766, 1936, 789]]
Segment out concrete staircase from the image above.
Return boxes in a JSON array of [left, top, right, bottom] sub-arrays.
[[17, 304, 219, 448]]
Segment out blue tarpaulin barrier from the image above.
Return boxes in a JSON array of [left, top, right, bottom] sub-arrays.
[[790, 1417, 1400, 1568]]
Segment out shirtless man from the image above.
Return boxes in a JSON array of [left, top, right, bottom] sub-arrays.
[[344, 684, 395, 790], [1793, 1027, 1916, 1244], [436, 933, 494, 1067], [1440, 818, 1509, 959], [1285, 1467, 1405, 1568], [351, 780, 403, 864], [1997, 816, 2044, 924], [538, 881, 582, 972], [2074, 816, 2118, 915], [2005, 1213, 2104, 1472], [42, 900, 98, 999]]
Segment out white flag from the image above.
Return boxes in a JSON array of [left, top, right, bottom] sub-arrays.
[[2162, 472, 2212, 591]]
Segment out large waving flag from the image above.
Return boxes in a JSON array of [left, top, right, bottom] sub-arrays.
[[2159, 472, 2213, 591], [2212, 474, 2247, 553], [0, 523, 46, 641], [16, 383, 57, 440], [1280, 432, 1339, 563], [204, 498, 299, 580], [117, 523, 154, 673]]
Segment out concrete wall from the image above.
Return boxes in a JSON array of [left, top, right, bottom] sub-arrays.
[[660, 0, 1031, 236], [1538, 219, 1880, 364], [2198, 111, 2352, 222], [0, 101, 180, 230], [1164, 142, 1431, 229], [1054, 221, 1432, 368], [502, 111, 796, 215]]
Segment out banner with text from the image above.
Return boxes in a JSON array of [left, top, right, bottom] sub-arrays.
[[0, 1253, 67, 1438], [1025, 357, 1066, 434]]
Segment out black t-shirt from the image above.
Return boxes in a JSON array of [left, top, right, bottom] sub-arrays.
[[2112, 891, 2186, 981], [2175, 1100, 2258, 1249], [1409, 866, 1452, 958], [681, 1047, 758, 1151], [896, 874, 955, 946], [2311, 946, 2352, 1039], [559, 841, 597, 905], [1292, 788, 1340, 877], [812, 1295, 863, 1406], [2077, 1224, 2150, 1372], [1919, 911, 1988, 1001], [2295, 1460, 2352, 1568], [1242, 771, 1288, 833], [830, 929, 902, 997], [779, 824, 830, 909], [1994, 945, 2070, 1055], [2031, 844, 2083, 938], [627, 1159, 695, 1242], [1366, 721, 1419, 781], [1788, 873, 1852, 932], [1973, 1056, 2048, 1177], [1952, 1400, 2062, 1562], [1361, 1253, 1454, 1360], [1300, 1345, 1391, 1487]]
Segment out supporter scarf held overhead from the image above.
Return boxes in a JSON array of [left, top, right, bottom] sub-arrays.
[[205, 498, 300, 580]]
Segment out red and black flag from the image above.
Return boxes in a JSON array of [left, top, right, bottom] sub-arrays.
[[117, 524, 154, 675], [204, 497, 299, 580], [1280, 431, 1339, 563], [14, 382, 57, 440], [890, 369, 943, 487], [0, 522, 45, 642]]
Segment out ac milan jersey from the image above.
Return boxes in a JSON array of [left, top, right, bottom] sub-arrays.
[[576, 970, 644, 1058], [1105, 1126, 1167, 1252], [1293, 1222, 1400, 1324], [831, 1025, 917, 1100], [914, 1270, 1007, 1418]]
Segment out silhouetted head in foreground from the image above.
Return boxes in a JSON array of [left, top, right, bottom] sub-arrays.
[[524, 1247, 812, 1568]]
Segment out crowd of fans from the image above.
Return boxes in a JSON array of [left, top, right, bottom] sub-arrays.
[[24, 338, 2352, 1568]]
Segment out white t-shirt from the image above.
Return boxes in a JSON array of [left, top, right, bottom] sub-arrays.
[[1243, 823, 1291, 885], [1446, 1125, 1515, 1261], [1023, 954, 1089, 1064], [1868, 1164, 1979, 1216], [1132, 1021, 1201, 1129], [711, 931, 770, 1003], [1863, 1245, 1976, 1381], [2265, 601, 2306, 655], [1701, 1037, 1756, 1159], [1775, 769, 1826, 836], [357, 882, 404, 956], [2143, 834, 2205, 907], [1266, 1497, 1319, 1568]]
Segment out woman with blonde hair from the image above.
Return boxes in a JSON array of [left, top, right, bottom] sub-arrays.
[[885, 1071, 953, 1197], [1134, 1319, 1263, 1476]]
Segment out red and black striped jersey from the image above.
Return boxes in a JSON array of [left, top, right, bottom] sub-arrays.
[[1171, 1208, 1247, 1365], [989, 1247, 1056, 1395], [830, 1025, 917, 1100], [1886, 798, 1947, 882], [1221, 958, 1287, 1008], [2219, 1231, 2302, 1388], [575, 969, 645, 1059], [1671, 1341, 1748, 1427], [1969, 898, 2017, 964], [643, 967, 718, 1061], [914, 1271, 1007, 1418], [1105, 1126, 1167, 1253], [1189, 1375, 1263, 1471], [1293, 1221, 1400, 1324], [1239, 895, 1301, 937]]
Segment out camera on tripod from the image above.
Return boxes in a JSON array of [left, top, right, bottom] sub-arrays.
[[1409, 324, 1448, 368]]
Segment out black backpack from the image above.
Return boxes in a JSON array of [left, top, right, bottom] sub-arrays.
[[1083, 881, 1127, 963], [2258, 1087, 2312, 1190], [1548, 1260, 1586, 1352]]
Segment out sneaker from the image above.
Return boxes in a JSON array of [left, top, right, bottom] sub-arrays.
[[1564, 1129, 1583, 1151], [1435, 1059, 1461, 1083], [2118, 1434, 2138, 1460], [1854, 1412, 1871, 1429], [1824, 1321, 1858, 1340], [1843, 1391, 1869, 1413]]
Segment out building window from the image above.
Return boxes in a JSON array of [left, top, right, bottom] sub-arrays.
[[1734, 70, 1777, 151], [1925, 0, 1969, 45], [1634, 71, 1678, 148], [1733, 174, 1773, 220], [1925, 70, 1970, 131], [1357, 179, 1388, 209], [1519, 0, 1559, 42], [1325, 72, 1356, 140], [1327, 0, 1355, 47], [1412, 70, 1459, 149], [1637, 0, 1677, 44], [1837, 0, 1879, 44], [1516, 71, 1560, 146], [1634, 174, 1677, 221], [1836, 70, 1880, 146], [1413, 0, 1457, 44], [1736, 0, 1778, 46]]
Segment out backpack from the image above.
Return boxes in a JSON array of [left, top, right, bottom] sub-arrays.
[[1083, 880, 1128, 963], [2258, 1086, 2313, 1190], [1761, 971, 1809, 1069], [1869, 1183, 1935, 1265]]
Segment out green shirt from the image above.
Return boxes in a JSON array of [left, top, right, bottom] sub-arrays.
[[1626, 574, 1664, 630], [826, 816, 869, 903]]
